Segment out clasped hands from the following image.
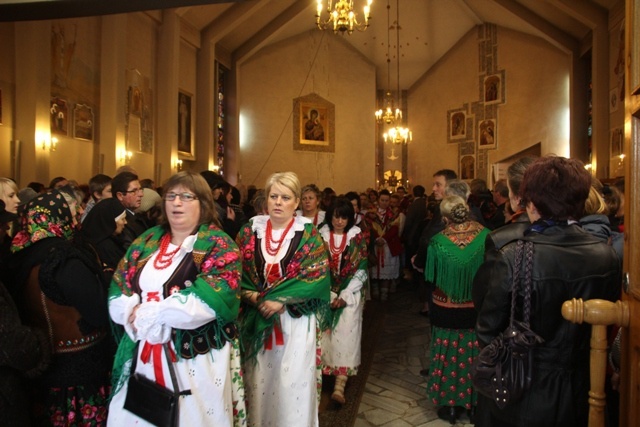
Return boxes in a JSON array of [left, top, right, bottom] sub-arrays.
[[257, 300, 285, 319]]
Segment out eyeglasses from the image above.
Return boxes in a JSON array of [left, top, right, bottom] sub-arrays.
[[164, 192, 198, 202], [124, 188, 143, 194]]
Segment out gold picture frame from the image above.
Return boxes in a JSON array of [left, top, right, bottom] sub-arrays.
[[293, 93, 335, 153], [178, 90, 195, 160]]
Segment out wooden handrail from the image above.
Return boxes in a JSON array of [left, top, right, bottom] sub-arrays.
[[561, 298, 629, 427]]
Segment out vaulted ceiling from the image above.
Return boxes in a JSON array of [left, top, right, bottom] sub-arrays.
[[1, 0, 620, 89]]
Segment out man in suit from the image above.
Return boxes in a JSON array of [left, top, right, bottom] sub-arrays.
[[112, 171, 147, 249]]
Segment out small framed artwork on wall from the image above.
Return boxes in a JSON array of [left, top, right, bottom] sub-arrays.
[[50, 97, 68, 136], [460, 155, 476, 180], [482, 70, 505, 105], [448, 109, 467, 142], [178, 90, 195, 160], [478, 118, 496, 149], [73, 104, 94, 141]]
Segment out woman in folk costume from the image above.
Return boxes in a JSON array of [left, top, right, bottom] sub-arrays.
[[236, 171, 331, 427], [366, 189, 403, 300], [10, 188, 112, 426], [424, 195, 489, 424], [319, 197, 368, 404], [107, 172, 246, 427], [295, 183, 326, 228]]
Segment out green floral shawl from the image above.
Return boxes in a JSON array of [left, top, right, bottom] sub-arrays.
[[109, 223, 241, 391], [236, 218, 331, 361], [322, 226, 368, 328]]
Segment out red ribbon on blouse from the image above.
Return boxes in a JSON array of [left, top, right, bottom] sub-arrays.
[[140, 342, 177, 387]]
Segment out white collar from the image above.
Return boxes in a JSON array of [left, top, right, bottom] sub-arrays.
[[252, 214, 309, 239], [319, 224, 361, 243]]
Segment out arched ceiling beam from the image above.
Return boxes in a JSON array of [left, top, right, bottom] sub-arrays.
[[232, 0, 312, 66], [0, 0, 239, 22], [201, 0, 272, 45], [546, 0, 608, 29], [494, 0, 579, 54]]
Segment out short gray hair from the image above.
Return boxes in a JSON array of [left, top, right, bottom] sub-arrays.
[[445, 179, 470, 200]]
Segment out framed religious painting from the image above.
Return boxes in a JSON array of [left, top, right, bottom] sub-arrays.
[[293, 93, 335, 153], [178, 90, 195, 160], [73, 103, 94, 141], [478, 118, 497, 149], [460, 155, 476, 180], [126, 69, 154, 154], [481, 70, 506, 105], [448, 109, 467, 142], [50, 97, 69, 136]]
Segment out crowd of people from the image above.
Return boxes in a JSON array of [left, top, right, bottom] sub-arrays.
[[0, 155, 625, 426]]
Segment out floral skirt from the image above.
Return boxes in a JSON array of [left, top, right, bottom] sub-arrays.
[[34, 383, 110, 426], [426, 326, 479, 409]]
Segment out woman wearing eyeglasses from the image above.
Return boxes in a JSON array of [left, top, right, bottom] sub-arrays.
[[236, 171, 331, 427], [107, 171, 246, 426]]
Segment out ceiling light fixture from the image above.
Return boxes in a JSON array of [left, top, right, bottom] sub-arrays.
[[375, 1, 401, 125], [383, 0, 411, 144], [316, 0, 373, 35]]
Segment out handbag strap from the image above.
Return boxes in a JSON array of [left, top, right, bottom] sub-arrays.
[[129, 341, 189, 397], [509, 240, 535, 327]]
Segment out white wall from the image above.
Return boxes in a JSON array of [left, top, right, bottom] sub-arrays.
[[407, 26, 571, 187], [238, 30, 376, 194]]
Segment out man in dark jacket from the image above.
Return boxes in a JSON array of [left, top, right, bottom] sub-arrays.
[[112, 171, 148, 249]]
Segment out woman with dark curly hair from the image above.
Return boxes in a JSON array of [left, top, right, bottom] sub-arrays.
[[474, 156, 620, 427], [424, 195, 489, 424]]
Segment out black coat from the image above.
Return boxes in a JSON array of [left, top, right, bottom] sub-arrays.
[[472, 213, 530, 311], [402, 196, 427, 259], [0, 280, 50, 427], [474, 224, 621, 427]]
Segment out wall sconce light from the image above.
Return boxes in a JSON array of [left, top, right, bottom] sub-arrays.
[[39, 136, 58, 151], [117, 149, 133, 164], [211, 165, 220, 172], [176, 159, 183, 171]]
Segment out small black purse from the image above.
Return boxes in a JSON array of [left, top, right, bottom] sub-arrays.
[[472, 240, 544, 409], [124, 343, 190, 426]]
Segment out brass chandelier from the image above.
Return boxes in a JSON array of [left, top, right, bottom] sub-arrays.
[[315, 0, 373, 35], [375, 1, 401, 125], [382, 0, 411, 144]]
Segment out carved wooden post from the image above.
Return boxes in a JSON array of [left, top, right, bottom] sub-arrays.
[[562, 298, 629, 427]]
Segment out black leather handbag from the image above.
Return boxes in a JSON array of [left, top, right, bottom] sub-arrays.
[[471, 240, 544, 409], [124, 343, 190, 426]]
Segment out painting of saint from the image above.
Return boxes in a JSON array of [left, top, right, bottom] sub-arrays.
[[304, 108, 325, 141], [478, 119, 496, 148]]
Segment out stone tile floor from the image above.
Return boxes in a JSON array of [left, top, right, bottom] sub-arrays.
[[353, 280, 475, 427]]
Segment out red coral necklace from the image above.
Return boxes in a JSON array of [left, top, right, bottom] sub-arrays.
[[265, 218, 295, 257], [329, 231, 347, 255], [154, 233, 181, 270]]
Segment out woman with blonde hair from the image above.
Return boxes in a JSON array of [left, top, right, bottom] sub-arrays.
[[0, 178, 20, 214], [580, 182, 623, 258], [296, 183, 326, 227], [236, 171, 330, 427]]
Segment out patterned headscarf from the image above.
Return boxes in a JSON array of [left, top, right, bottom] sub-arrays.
[[11, 190, 75, 253]]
